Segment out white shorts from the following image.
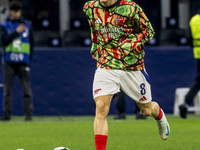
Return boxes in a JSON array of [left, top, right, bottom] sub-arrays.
[[93, 68, 152, 104]]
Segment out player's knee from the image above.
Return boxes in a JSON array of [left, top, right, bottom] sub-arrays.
[[96, 100, 105, 110], [96, 100, 109, 118]]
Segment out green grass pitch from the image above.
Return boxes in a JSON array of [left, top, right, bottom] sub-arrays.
[[0, 115, 200, 150]]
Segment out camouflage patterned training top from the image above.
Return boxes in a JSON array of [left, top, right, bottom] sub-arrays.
[[83, 0, 155, 70]]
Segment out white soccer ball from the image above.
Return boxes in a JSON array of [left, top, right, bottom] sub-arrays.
[[53, 147, 70, 150]]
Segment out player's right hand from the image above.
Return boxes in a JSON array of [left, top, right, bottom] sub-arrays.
[[92, 51, 97, 60], [16, 24, 26, 33]]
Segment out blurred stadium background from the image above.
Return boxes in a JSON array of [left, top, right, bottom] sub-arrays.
[[0, 0, 199, 116]]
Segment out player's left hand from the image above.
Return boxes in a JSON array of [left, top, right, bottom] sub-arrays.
[[92, 51, 97, 60]]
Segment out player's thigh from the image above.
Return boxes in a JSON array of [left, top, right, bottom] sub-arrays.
[[120, 69, 152, 104]]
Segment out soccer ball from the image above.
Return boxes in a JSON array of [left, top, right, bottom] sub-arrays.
[[53, 147, 70, 150]]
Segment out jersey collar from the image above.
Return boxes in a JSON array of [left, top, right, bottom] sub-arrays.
[[99, 0, 121, 9]]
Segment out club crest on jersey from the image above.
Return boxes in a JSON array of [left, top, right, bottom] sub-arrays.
[[94, 89, 102, 95], [114, 18, 123, 23], [95, 18, 102, 24]]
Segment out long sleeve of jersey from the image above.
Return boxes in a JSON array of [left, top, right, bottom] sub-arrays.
[[89, 22, 98, 54], [83, 2, 98, 54], [133, 4, 155, 44]]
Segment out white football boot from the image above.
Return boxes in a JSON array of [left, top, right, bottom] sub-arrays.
[[156, 109, 170, 140]]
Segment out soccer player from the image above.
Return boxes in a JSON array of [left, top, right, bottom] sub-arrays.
[[83, 0, 170, 149]]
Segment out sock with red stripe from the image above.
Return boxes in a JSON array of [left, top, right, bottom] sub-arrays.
[[154, 108, 163, 121], [95, 135, 108, 150]]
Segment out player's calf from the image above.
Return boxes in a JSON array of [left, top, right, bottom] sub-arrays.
[[137, 101, 159, 117]]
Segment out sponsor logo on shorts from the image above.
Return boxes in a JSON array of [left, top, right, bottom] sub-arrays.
[[139, 96, 147, 102], [94, 89, 102, 95]]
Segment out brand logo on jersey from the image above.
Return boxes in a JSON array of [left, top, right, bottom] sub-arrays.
[[94, 89, 102, 95], [139, 96, 147, 102], [95, 18, 102, 24], [114, 18, 123, 23]]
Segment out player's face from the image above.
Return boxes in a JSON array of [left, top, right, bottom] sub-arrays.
[[100, 0, 117, 6], [100, 0, 109, 3], [9, 10, 22, 20]]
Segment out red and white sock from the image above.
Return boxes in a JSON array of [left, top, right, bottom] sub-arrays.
[[154, 108, 163, 121], [95, 135, 108, 150]]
